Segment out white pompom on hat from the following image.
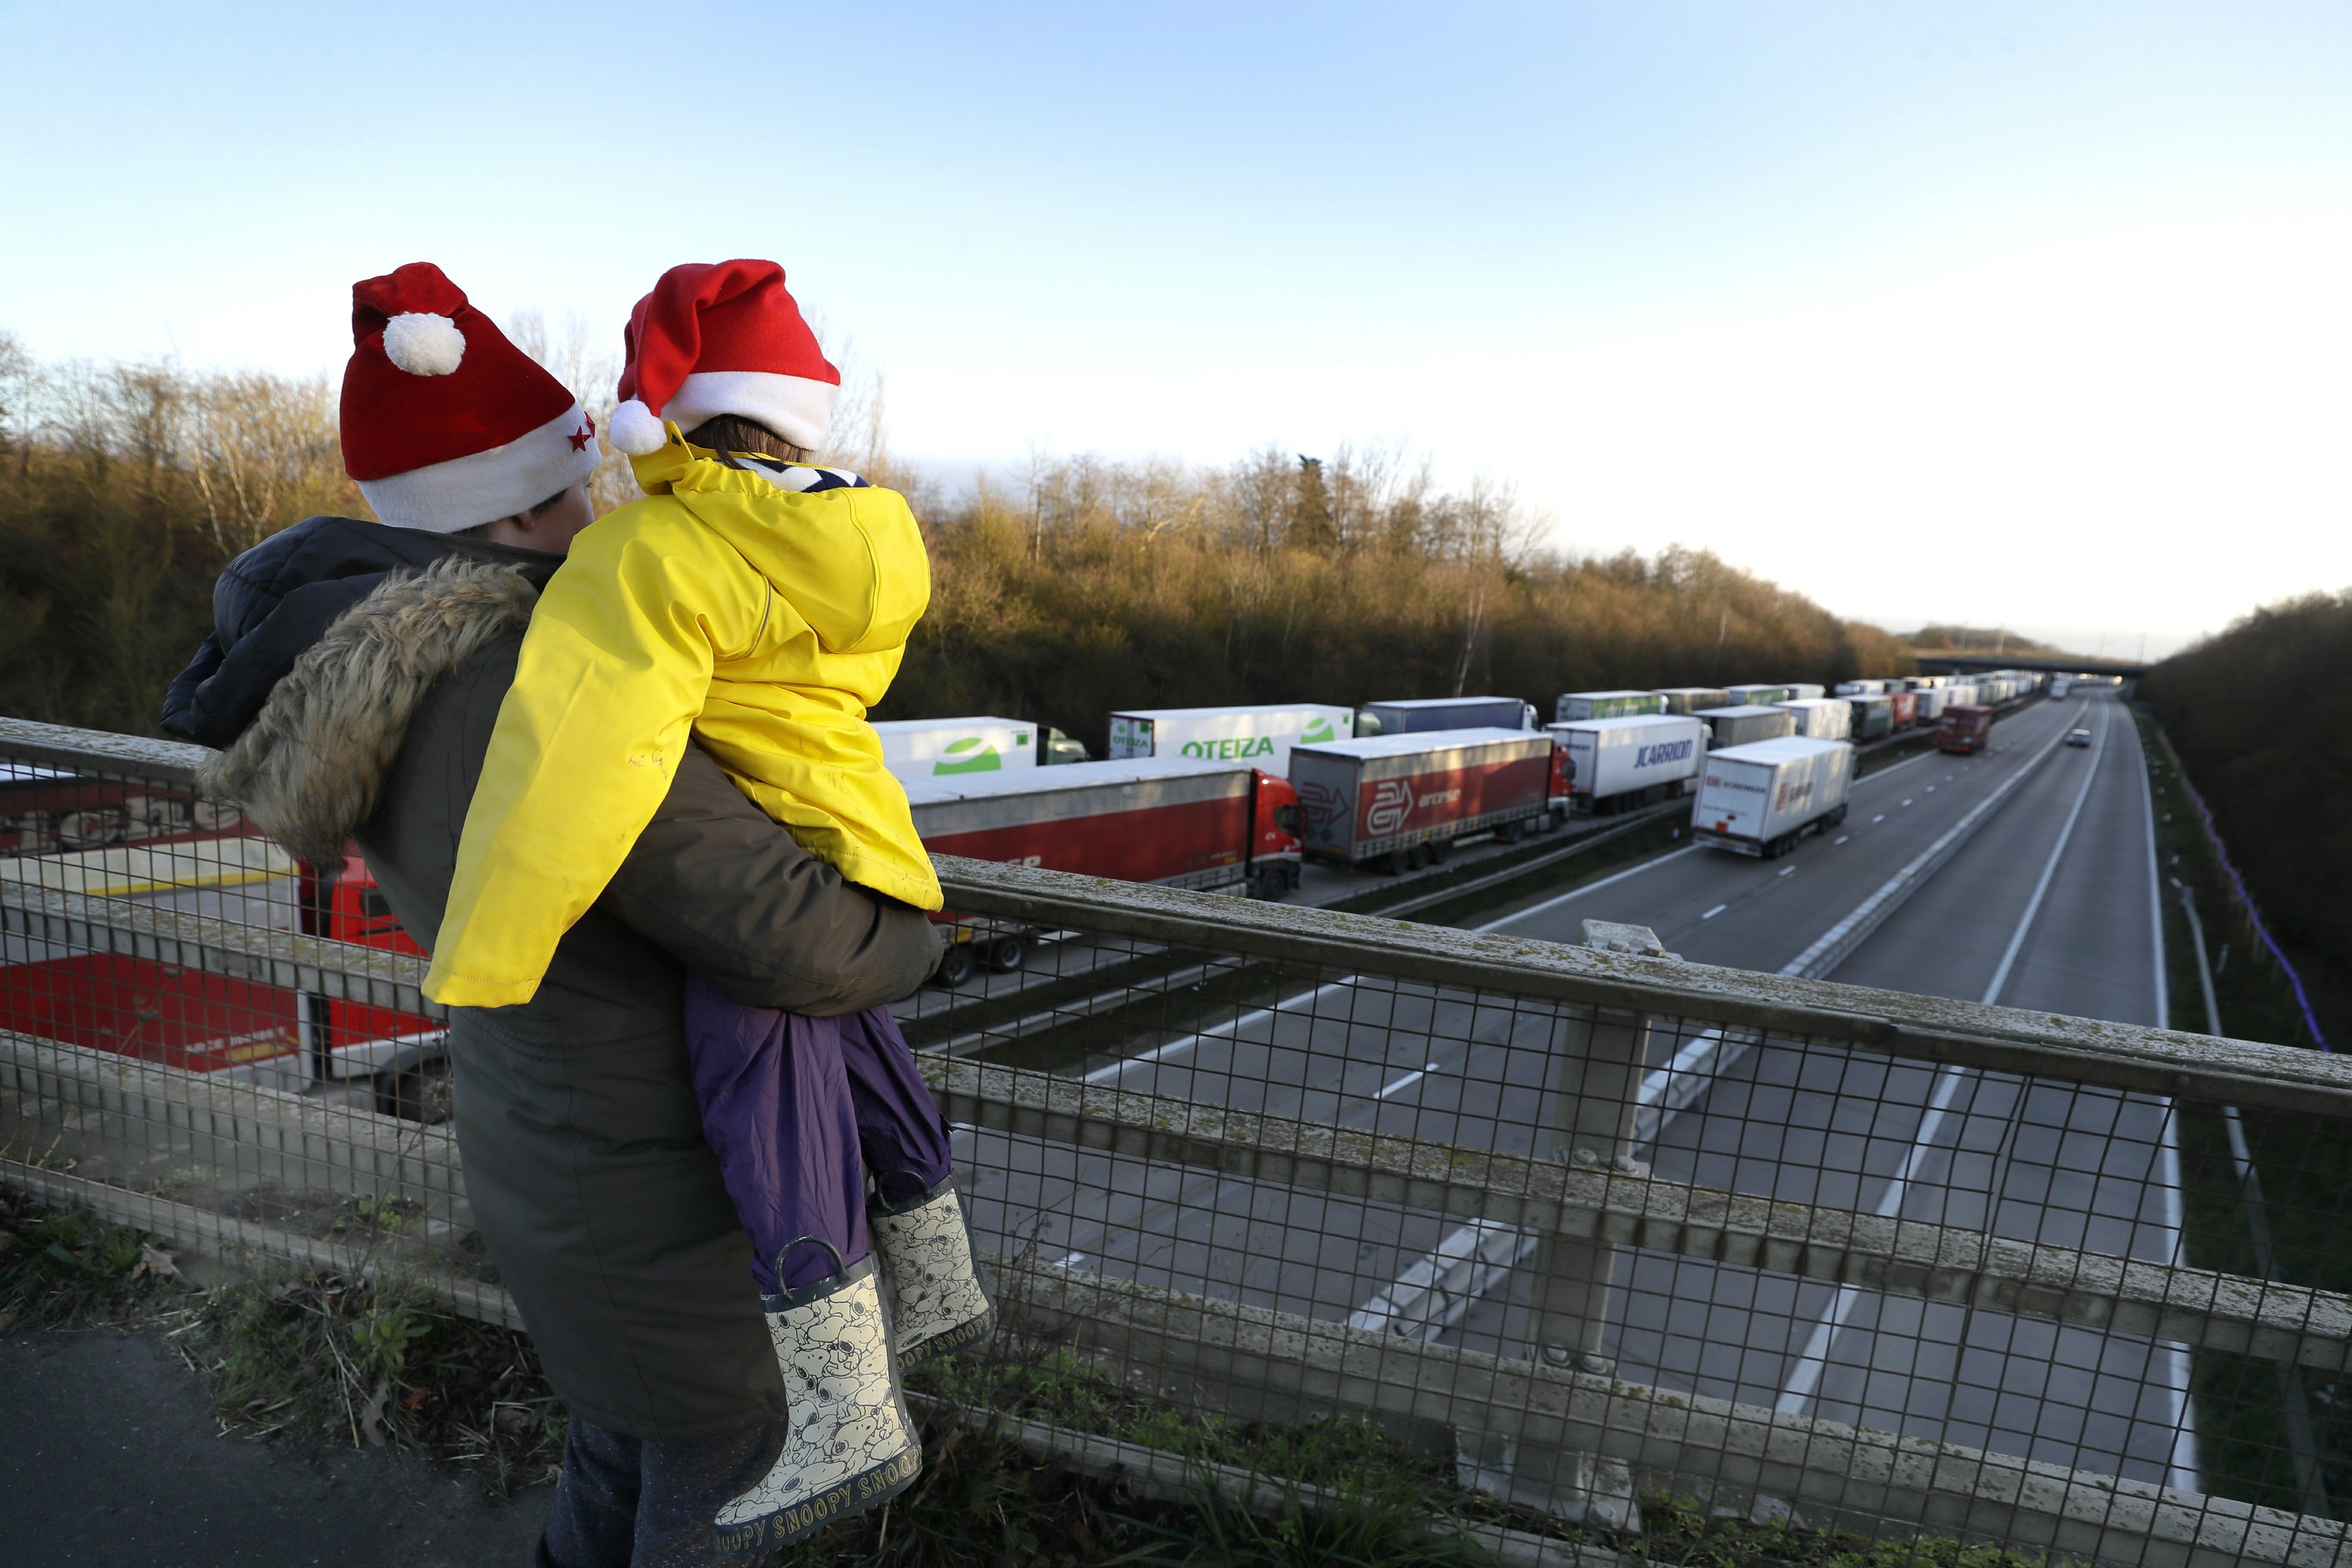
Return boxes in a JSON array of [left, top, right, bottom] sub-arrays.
[[341, 263, 602, 533], [610, 260, 840, 456]]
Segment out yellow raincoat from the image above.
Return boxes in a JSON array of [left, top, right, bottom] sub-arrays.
[[424, 426, 943, 1007]]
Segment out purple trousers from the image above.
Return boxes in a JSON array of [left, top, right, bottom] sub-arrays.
[[682, 972, 953, 1293]]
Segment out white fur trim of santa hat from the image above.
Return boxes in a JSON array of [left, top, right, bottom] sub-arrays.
[[358, 403, 601, 533], [608, 370, 837, 458]]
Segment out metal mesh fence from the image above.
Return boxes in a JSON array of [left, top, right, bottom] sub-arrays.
[[5, 714, 2350, 1566]]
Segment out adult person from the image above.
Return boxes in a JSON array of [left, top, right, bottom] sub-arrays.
[[161, 262, 940, 1566]]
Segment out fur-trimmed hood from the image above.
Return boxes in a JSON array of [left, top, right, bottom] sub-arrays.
[[198, 557, 538, 863]]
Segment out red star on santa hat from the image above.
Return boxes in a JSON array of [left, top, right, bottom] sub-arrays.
[[567, 421, 593, 452]]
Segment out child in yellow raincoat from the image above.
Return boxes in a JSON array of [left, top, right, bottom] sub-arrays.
[[430, 261, 987, 1552]]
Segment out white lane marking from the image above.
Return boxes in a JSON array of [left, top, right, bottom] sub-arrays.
[[1778, 704, 2111, 1418], [1856, 750, 1933, 784], [1871, 815, 1885, 823], [1777, 866, 1795, 878], [1700, 902, 1729, 920], [1901, 798, 1914, 807], [1926, 786, 1935, 794], [1374, 1059, 1444, 1101], [1052, 1250, 1089, 1269], [1833, 836, 1849, 845], [1480, 844, 1701, 931]]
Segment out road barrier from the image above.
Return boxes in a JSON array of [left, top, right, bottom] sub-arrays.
[[5, 715, 2349, 1566]]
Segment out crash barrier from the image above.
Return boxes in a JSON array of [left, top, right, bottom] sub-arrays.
[[4, 716, 2350, 1566]]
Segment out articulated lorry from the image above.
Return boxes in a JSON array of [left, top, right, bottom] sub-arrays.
[[1936, 703, 1995, 754], [1846, 693, 1894, 741], [1694, 704, 1798, 748], [1554, 690, 1664, 723], [1107, 702, 1354, 774], [1290, 728, 1562, 874], [1775, 697, 1851, 741], [906, 757, 1304, 982], [873, 717, 1040, 781], [1545, 714, 1704, 811], [1690, 736, 1854, 858], [1359, 697, 1537, 737], [1784, 683, 1827, 701], [1653, 687, 1731, 716], [1726, 684, 1790, 709]]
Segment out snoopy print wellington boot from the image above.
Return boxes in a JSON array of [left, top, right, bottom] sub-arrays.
[[713, 1240, 920, 1555], [870, 1176, 995, 1369]]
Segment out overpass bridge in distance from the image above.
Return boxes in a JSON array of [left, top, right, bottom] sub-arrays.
[[1907, 648, 2148, 677]]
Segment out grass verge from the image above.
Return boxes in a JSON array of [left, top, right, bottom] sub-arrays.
[[1638, 1491, 2054, 1566], [2136, 706, 2351, 1517]]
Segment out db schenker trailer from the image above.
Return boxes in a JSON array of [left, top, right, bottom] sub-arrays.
[[1690, 736, 1854, 858], [1936, 703, 1995, 754], [1107, 702, 1353, 775], [1290, 728, 1563, 875], [1359, 697, 1536, 737], [1554, 690, 1665, 723], [1544, 713, 1704, 812], [906, 757, 1304, 984]]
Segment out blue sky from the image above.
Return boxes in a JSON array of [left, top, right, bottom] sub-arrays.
[[5, 2, 2347, 655]]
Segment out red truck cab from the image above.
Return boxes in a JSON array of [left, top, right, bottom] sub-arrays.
[[1249, 768, 1304, 899]]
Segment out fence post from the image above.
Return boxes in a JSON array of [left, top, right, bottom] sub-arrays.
[[1455, 919, 1664, 1528]]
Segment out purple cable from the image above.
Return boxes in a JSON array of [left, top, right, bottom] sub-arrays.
[[2162, 735, 2331, 1053]]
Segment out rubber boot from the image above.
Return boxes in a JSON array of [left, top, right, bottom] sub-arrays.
[[870, 1177, 994, 1369], [712, 1241, 920, 1555]]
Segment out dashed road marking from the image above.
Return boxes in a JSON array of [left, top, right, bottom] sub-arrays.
[[1700, 902, 1729, 920]]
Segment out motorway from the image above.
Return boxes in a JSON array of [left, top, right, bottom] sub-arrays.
[[954, 689, 2197, 1494]]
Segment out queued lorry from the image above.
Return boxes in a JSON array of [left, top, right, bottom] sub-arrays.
[[1359, 696, 1537, 736], [873, 716, 1088, 775], [0, 773, 449, 1117], [1846, 692, 1895, 741], [1554, 690, 1665, 723], [907, 757, 1305, 982], [1690, 736, 1855, 858], [1726, 683, 1789, 709], [1694, 704, 1797, 748], [1936, 703, 1995, 755], [1107, 702, 1355, 774], [1290, 728, 1563, 874], [1775, 697, 1852, 741], [1545, 713, 1705, 812], [1653, 687, 1731, 716]]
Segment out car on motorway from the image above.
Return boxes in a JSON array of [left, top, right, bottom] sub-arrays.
[[2066, 728, 2092, 748]]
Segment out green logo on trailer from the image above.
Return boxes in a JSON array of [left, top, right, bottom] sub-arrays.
[[1181, 735, 1276, 760], [935, 737, 1004, 775], [1301, 718, 1336, 744]]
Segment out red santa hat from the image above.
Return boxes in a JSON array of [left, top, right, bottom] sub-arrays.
[[340, 263, 601, 533], [607, 260, 839, 457]]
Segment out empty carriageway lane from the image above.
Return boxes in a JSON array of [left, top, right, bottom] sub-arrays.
[[1581, 692, 2199, 1491], [953, 698, 2088, 1330]]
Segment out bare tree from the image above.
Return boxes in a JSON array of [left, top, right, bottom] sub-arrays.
[[185, 370, 346, 554]]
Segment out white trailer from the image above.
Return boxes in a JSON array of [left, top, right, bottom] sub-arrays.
[[1835, 678, 1892, 696], [1554, 690, 1665, 723], [1691, 736, 1854, 858], [1544, 714, 1704, 811], [1694, 704, 1798, 748], [1784, 683, 1826, 701], [1107, 702, 1353, 775], [1653, 687, 1731, 716], [873, 717, 1040, 782], [1726, 683, 1789, 708], [1775, 697, 1852, 741], [1360, 696, 1537, 736], [1911, 686, 1951, 723]]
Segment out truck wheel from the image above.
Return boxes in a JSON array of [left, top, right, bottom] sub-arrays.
[[984, 935, 1027, 973], [1251, 868, 1290, 902], [935, 944, 977, 988], [1381, 849, 1410, 876], [1428, 838, 1453, 864], [374, 1058, 453, 1124], [1501, 818, 1527, 844]]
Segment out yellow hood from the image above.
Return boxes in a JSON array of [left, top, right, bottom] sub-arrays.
[[425, 428, 942, 1008]]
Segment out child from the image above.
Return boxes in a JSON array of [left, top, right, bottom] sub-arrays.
[[426, 260, 988, 1552]]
